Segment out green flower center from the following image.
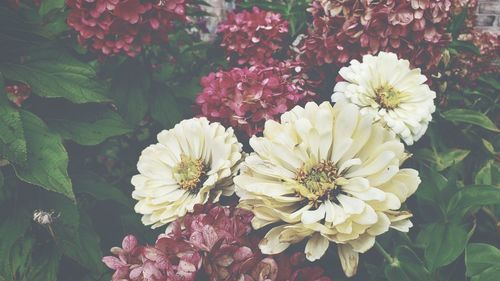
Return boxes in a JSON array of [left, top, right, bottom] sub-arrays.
[[296, 160, 340, 204], [374, 84, 404, 110], [173, 154, 207, 192]]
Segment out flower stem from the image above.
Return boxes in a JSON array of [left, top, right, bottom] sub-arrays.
[[374, 241, 395, 265]]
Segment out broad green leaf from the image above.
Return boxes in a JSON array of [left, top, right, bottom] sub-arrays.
[[0, 51, 109, 104], [110, 60, 150, 125], [6, 237, 33, 281], [25, 246, 61, 281], [385, 246, 431, 281], [479, 74, 500, 91], [466, 243, 500, 278], [475, 161, 493, 185], [395, 246, 432, 281], [0, 77, 27, 164], [442, 109, 499, 132], [39, 0, 65, 16], [471, 267, 500, 281], [12, 110, 74, 200], [416, 222, 469, 271], [73, 171, 131, 207], [447, 185, 500, 218], [61, 213, 105, 273], [436, 149, 470, 171], [384, 265, 411, 281], [46, 108, 132, 146], [0, 210, 30, 280], [150, 90, 184, 128]]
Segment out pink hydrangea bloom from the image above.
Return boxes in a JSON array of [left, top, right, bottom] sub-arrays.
[[297, 0, 452, 74], [102, 234, 202, 281], [195, 62, 316, 137], [66, 0, 189, 57], [218, 7, 289, 65], [104, 204, 333, 280]]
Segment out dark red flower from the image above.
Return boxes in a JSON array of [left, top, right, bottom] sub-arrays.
[[218, 7, 289, 65], [297, 0, 452, 74], [66, 0, 190, 57], [195, 61, 316, 137]]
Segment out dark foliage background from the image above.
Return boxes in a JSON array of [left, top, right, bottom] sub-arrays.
[[0, 1, 498, 281]]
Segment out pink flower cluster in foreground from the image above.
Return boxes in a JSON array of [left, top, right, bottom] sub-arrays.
[[103, 204, 332, 281], [66, 0, 188, 57], [5, 83, 31, 107], [195, 62, 316, 137], [298, 0, 452, 73], [218, 7, 289, 65]]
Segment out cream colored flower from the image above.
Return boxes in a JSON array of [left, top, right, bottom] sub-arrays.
[[132, 117, 242, 228], [332, 51, 436, 145], [235, 101, 420, 277]]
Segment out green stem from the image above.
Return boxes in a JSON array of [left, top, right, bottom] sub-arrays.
[[374, 241, 395, 264]]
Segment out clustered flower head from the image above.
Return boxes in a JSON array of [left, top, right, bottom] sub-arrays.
[[333, 52, 436, 145], [195, 62, 316, 137], [104, 204, 333, 281], [218, 6, 289, 65], [297, 0, 452, 73], [131, 117, 243, 228], [66, 0, 189, 57], [235, 101, 420, 277], [102, 234, 202, 280], [5, 82, 31, 107]]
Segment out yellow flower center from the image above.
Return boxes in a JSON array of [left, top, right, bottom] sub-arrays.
[[173, 154, 207, 192], [374, 84, 404, 110], [295, 160, 340, 204]]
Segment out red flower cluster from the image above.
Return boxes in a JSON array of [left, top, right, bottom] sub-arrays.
[[103, 204, 332, 281], [218, 7, 289, 65], [195, 62, 316, 137], [102, 234, 202, 281], [66, 0, 188, 57], [297, 0, 452, 73], [5, 83, 31, 107]]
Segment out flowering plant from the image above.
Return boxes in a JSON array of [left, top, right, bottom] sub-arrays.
[[0, 1, 498, 281]]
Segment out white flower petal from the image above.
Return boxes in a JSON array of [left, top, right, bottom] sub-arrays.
[[305, 233, 330, 261]]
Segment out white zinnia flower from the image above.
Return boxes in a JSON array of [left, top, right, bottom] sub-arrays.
[[332, 51, 436, 145], [235, 101, 420, 277], [132, 117, 242, 228]]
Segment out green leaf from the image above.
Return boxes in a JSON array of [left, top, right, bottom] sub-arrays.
[[0, 50, 109, 104], [471, 267, 500, 281], [60, 213, 105, 274], [73, 171, 131, 207], [479, 74, 500, 91], [475, 161, 493, 185], [0, 77, 27, 164], [385, 246, 431, 281], [39, 0, 65, 16], [25, 246, 61, 281], [110, 60, 150, 126], [442, 109, 499, 132], [12, 110, 74, 200], [482, 139, 496, 155], [150, 90, 184, 128], [416, 222, 469, 271], [7, 237, 34, 280], [435, 149, 470, 171], [46, 108, 132, 146], [466, 243, 500, 278], [0, 210, 30, 280], [447, 185, 500, 218]]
